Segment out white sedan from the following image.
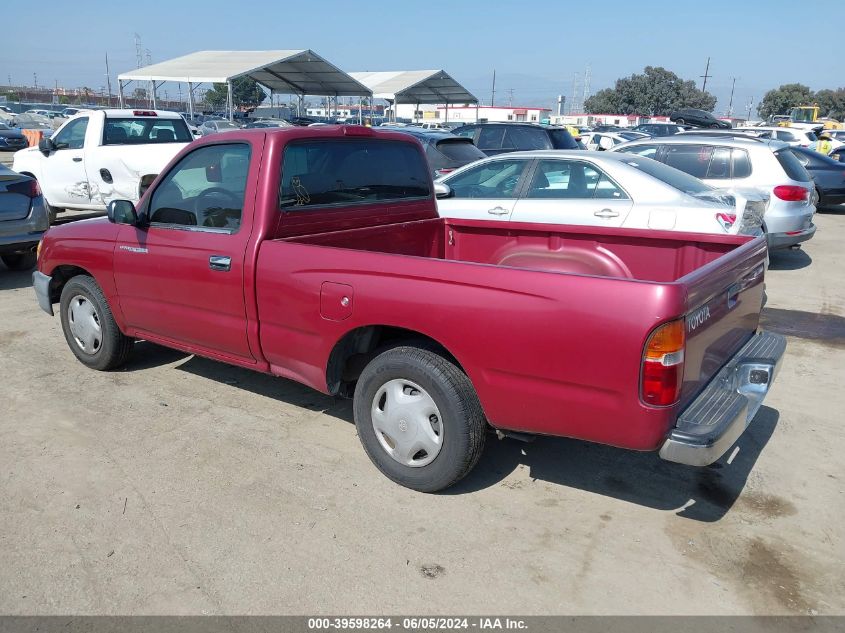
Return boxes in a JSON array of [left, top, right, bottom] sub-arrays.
[[582, 130, 649, 151], [434, 150, 765, 236]]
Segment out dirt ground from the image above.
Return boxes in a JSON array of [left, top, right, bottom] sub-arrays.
[[0, 209, 843, 615]]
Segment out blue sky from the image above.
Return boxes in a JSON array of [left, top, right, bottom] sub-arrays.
[[1, 0, 839, 115]]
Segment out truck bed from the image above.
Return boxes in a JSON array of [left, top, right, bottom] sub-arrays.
[[283, 217, 749, 283], [259, 218, 767, 451]]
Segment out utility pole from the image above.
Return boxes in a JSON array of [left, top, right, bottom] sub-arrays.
[[105, 53, 113, 107], [490, 69, 496, 107], [746, 96, 754, 121], [33, 73, 38, 91], [582, 64, 591, 108], [727, 77, 737, 117], [506, 88, 514, 107], [700, 57, 712, 92]]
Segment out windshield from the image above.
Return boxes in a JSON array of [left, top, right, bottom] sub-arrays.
[[789, 107, 815, 123], [618, 155, 714, 195], [435, 139, 486, 162], [548, 128, 579, 149]]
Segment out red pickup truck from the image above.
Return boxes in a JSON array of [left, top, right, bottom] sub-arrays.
[[33, 125, 785, 492]]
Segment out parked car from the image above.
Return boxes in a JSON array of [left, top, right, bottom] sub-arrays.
[[61, 108, 88, 117], [416, 122, 451, 131], [824, 129, 845, 144], [612, 134, 817, 249], [0, 165, 49, 270], [0, 122, 29, 151], [670, 109, 731, 129], [393, 127, 486, 177], [243, 119, 293, 129], [452, 123, 579, 156], [582, 131, 649, 151], [198, 119, 241, 136], [434, 150, 765, 236], [735, 126, 818, 148], [591, 124, 626, 133], [789, 146, 845, 208], [631, 123, 686, 137], [13, 109, 192, 219], [32, 125, 782, 492]]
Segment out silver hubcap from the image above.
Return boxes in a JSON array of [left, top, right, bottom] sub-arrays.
[[67, 295, 102, 355], [371, 379, 443, 467]]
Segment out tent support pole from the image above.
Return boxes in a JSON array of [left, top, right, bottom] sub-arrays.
[[227, 81, 233, 121], [187, 82, 194, 121], [118, 80, 124, 108], [445, 101, 448, 123]]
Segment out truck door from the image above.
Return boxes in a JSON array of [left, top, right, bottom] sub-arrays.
[[112, 141, 256, 362], [510, 159, 633, 226], [40, 116, 91, 208]]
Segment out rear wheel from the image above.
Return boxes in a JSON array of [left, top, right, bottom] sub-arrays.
[[353, 346, 486, 492], [59, 275, 133, 370], [676, 118, 686, 125], [1, 252, 37, 271]]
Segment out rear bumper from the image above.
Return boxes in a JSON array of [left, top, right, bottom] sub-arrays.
[[659, 331, 786, 467], [768, 223, 816, 250], [33, 271, 53, 316]]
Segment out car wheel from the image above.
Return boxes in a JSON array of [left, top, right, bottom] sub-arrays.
[[59, 275, 133, 370], [1, 252, 37, 271], [676, 118, 685, 125], [353, 346, 486, 492]]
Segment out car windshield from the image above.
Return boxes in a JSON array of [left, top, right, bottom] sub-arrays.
[[435, 139, 485, 162], [548, 128, 579, 149], [617, 155, 714, 195]]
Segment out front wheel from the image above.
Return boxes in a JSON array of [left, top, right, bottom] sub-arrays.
[[353, 346, 486, 492], [59, 275, 133, 370]]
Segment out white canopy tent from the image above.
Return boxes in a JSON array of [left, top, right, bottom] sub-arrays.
[[348, 70, 478, 122], [117, 50, 372, 121]]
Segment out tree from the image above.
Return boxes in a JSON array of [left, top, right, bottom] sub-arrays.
[[814, 88, 845, 121], [584, 66, 715, 116], [757, 83, 813, 119], [205, 77, 266, 110]]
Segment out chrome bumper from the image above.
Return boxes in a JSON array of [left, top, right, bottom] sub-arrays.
[[32, 271, 53, 316], [659, 331, 786, 467]]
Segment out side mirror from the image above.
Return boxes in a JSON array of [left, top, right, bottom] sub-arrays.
[[433, 182, 453, 199], [38, 137, 55, 155], [107, 200, 138, 226]]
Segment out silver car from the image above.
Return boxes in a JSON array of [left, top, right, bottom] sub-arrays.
[[198, 120, 241, 136], [611, 134, 816, 249]]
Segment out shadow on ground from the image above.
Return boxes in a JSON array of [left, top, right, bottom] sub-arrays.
[[0, 267, 34, 291], [120, 341, 778, 521], [768, 249, 812, 271]]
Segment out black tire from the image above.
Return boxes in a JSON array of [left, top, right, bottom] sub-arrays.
[[1, 252, 37, 271], [59, 275, 133, 370], [353, 346, 486, 492], [676, 118, 685, 125]]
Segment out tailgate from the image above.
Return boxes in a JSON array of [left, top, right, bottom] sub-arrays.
[[678, 236, 768, 407]]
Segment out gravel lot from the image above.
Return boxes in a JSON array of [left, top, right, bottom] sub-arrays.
[[0, 209, 843, 615]]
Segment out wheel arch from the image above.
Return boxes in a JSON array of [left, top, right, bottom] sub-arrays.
[[325, 325, 466, 397], [47, 264, 95, 304]]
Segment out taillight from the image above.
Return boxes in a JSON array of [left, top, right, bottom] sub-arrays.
[[29, 179, 41, 198], [132, 110, 157, 117], [641, 319, 685, 407], [8, 179, 41, 198], [715, 212, 736, 231], [773, 185, 808, 201]]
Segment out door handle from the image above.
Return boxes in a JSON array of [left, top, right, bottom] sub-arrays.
[[72, 157, 82, 162], [487, 206, 510, 215], [209, 255, 231, 272], [594, 208, 620, 218]]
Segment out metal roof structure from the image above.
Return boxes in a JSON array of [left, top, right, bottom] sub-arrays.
[[118, 50, 371, 97], [348, 70, 477, 104]]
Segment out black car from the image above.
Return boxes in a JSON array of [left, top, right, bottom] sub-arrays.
[[669, 108, 731, 129], [392, 128, 486, 177], [592, 124, 625, 132], [790, 146, 845, 208], [288, 116, 319, 127], [451, 122, 579, 156], [0, 122, 29, 151], [631, 123, 686, 137]]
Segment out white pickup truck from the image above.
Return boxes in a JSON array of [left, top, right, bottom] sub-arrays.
[[13, 109, 192, 221]]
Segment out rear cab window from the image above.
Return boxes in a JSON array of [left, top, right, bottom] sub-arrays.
[[279, 139, 431, 210], [775, 149, 811, 182], [103, 117, 192, 145]]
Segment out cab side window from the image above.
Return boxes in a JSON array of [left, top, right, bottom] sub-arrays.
[[148, 143, 250, 230], [52, 117, 89, 150]]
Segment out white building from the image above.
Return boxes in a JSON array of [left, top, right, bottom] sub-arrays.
[[391, 105, 552, 124]]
